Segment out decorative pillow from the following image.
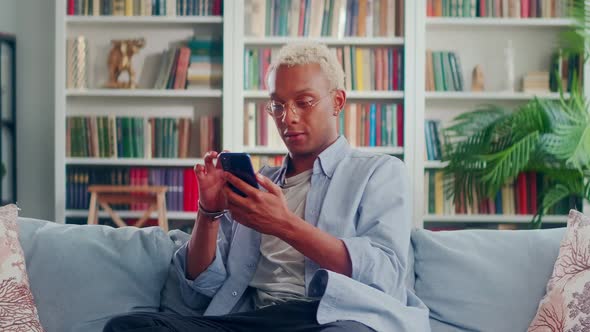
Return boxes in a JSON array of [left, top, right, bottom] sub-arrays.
[[0, 204, 43, 331], [528, 210, 590, 332]]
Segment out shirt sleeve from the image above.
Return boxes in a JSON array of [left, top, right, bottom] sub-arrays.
[[172, 214, 235, 304], [340, 158, 412, 301]]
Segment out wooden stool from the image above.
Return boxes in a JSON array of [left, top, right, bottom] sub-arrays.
[[87, 185, 169, 232]]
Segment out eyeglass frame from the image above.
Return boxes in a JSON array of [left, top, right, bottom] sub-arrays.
[[265, 90, 335, 119]]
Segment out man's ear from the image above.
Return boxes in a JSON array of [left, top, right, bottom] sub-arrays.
[[333, 89, 346, 111]]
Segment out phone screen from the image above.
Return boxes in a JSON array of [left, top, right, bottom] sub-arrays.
[[218, 152, 259, 197]]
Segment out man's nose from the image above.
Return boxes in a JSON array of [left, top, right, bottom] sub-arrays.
[[281, 104, 300, 123]]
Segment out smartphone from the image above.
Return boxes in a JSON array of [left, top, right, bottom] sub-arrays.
[[218, 152, 259, 197]]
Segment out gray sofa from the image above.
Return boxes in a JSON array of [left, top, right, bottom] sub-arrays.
[[17, 217, 563, 332]]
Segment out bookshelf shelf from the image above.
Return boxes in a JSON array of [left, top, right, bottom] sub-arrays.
[[425, 160, 448, 169], [423, 214, 567, 224], [66, 89, 223, 98], [425, 17, 575, 27], [65, 209, 198, 220], [243, 146, 404, 155], [66, 15, 223, 24], [66, 158, 203, 167], [243, 90, 405, 99], [243, 36, 405, 46], [425, 91, 566, 101]]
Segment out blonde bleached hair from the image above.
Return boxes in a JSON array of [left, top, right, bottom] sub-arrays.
[[266, 42, 345, 91]]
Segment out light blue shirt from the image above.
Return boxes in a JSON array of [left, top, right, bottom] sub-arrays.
[[173, 136, 431, 332]]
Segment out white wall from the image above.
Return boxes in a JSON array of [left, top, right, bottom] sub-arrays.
[[0, 0, 16, 34], [13, 1, 55, 220]]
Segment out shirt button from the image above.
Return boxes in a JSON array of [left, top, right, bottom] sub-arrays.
[[232, 291, 238, 296]]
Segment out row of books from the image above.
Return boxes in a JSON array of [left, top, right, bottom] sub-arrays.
[[244, 46, 404, 91], [549, 50, 583, 93], [66, 116, 219, 158], [425, 120, 443, 161], [243, 101, 404, 148], [67, 0, 222, 16], [245, 0, 405, 37], [337, 103, 404, 147], [66, 167, 198, 212], [154, 38, 223, 90], [425, 50, 464, 92], [426, 0, 570, 18], [425, 170, 580, 216]]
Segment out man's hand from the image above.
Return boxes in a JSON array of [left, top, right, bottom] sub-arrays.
[[223, 172, 297, 237]]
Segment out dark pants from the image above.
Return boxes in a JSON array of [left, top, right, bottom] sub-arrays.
[[103, 300, 374, 332]]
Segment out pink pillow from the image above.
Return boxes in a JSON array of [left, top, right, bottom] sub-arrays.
[[528, 209, 590, 332], [0, 204, 43, 331]]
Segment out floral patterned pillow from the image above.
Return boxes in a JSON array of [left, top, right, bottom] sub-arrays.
[[528, 209, 590, 332], [0, 204, 43, 331]]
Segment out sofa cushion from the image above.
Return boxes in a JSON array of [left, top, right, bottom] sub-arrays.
[[0, 206, 43, 331], [412, 226, 565, 332], [17, 218, 175, 332], [528, 210, 590, 331]]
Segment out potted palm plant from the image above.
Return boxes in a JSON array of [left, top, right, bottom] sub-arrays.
[[442, 1, 590, 228]]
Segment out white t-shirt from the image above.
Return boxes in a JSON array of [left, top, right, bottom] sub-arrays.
[[249, 169, 313, 308]]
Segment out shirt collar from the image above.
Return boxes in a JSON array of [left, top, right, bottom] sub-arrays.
[[276, 135, 350, 184]]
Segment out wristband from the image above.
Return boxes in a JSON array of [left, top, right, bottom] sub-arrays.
[[198, 201, 228, 220]]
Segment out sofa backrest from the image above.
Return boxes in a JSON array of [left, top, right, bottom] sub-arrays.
[[17, 218, 175, 332], [411, 227, 565, 332]]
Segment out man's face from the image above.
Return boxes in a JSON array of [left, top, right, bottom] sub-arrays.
[[267, 63, 342, 157]]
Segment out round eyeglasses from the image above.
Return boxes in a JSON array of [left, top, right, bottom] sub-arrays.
[[265, 92, 333, 119]]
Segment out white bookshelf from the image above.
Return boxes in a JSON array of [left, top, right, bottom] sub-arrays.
[[65, 209, 198, 220], [243, 90, 405, 100], [425, 91, 566, 101], [425, 17, 575, 27], [54, 1, 577, 229], [54, 0, 234, 224], [415, 2, 578, 229], [66, 89, 223, 98], [66, 15, 223, 24], [243, 36, 405, 46], [66, 158, 203, 167]]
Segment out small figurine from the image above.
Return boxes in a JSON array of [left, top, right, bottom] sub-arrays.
[[471, 65, 485, 91], [105, 38, 145, 89]]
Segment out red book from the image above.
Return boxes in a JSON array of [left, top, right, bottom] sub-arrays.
[[527, 172, 538, 215], [396, 104, 404, 146], [521, 0, 529, 18], [298, 0, 306, 36], [364, 105, 370, 147], [68, 0, 75, 15], [261, 49, 271, 90], [173, 47, 191, 90], [375, 49, 383, 90], [517, 173, 528, 214], [213, 0, 222, 15], [480, 0, 486, 17]]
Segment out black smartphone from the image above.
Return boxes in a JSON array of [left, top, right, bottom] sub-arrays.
[[218, 152, 259, 197]]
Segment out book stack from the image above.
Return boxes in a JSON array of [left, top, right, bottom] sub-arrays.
[[244, 46, 404, 91], [67, 0, 223, 16], [243, 101, 284, 149], [154, 38, 222, 90], [427, 0, 571, 18], [245, 0, 405, 37], [66, 166, 199, 212], [523, 71, 550, 93], [186, 39, 223, 89], [251, 155, 285, 171], [425, 50, 464, 92], [424, 171, 581, 216]]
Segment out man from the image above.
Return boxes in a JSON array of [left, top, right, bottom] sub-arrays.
[[104, 43, 430, 332]]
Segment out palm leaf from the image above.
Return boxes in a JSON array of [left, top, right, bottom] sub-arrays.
[[532, 184, 574, 228]]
